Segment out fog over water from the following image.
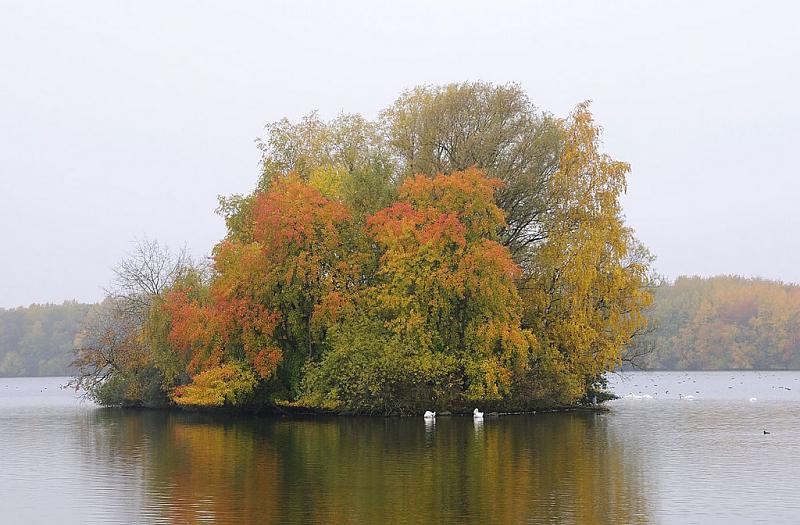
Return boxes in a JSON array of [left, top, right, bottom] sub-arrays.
[[2, 1, 799, 307]]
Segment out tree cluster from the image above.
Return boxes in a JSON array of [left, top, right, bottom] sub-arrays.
[[75, 83, 652, 413], [0, 301, 91, 377], [632, 275, 800, 370]]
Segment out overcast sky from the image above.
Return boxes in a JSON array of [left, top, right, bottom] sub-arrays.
[[1, 1, 798, 308]]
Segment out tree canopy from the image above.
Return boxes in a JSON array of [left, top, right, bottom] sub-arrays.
[[74, 82, 653, 413]]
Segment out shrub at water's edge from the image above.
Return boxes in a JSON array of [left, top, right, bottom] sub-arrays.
[[71, 82, 653, 414]]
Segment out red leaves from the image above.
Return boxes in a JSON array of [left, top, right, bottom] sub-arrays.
[[162, 288, 217, 367], [253, 346, 282, 379], [418, 212, 467, 247], [462, 239, 522, 281], [367, 202, 422, 244], [162, 173, 356, 387], [369, 168, 506, 251], [252, 174, 350, 251], [399, 168, 505, 237], [163, 167, 527, 404], [162, 286, 283, 377], [367, 169, 515, 282]]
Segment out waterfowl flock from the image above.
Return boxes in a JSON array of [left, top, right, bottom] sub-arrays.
[[423, 408, 486, 421], [612, 371, 799, 403]]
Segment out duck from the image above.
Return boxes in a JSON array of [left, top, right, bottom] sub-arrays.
[[763, 430, 771, 435], [473, 408, 484, 419], [423, 410, 436, 419]]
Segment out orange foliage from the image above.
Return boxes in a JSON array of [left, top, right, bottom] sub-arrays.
[[252, 174, 350, 253], [161, 174, 355, 404], [360, 169, 528, 401], [399, 167, 505, 239]]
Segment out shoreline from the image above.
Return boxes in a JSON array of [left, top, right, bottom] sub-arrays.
[[93, 401, 612, 417]]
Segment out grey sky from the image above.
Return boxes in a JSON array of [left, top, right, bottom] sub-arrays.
[[1, 0, 798, 308]]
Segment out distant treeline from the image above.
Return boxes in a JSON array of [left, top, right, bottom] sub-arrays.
[[7, 276, 800, 378], [0, 302, 92, 377], [635, 276, 800, 370]]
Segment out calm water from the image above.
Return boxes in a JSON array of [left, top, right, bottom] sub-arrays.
[[1, 373, 799, 524]]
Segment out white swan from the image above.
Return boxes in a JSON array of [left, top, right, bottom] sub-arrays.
[[473, 408, 484, 419], [423, 410, 436, 419], [749, 397, 757, 402], [623, 393, 653, 400]]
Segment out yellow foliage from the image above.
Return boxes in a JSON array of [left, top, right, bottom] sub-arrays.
[[308, 165, 346, 200], [521, 103, 653, 399], [172, 362, 258, 407]]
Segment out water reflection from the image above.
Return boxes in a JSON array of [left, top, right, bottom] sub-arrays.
[[6, 375, 800, 523], [77, 409, 650, 524], [423, 417, 436, 449]]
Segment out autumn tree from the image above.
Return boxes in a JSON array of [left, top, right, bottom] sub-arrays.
[[71, 240, 197, 405], [519, 104, 654, 400], [301, 169, 535, 414], [78, 82, 655, 413], [218, 113, 397, 244], [160, 174, 358, 405], [383, 82, 562, 260]]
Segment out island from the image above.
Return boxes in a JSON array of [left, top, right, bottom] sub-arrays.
[[70, 82, 654, 414]]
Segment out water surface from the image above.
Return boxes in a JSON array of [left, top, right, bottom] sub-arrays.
[[1, 372, 798, 524]]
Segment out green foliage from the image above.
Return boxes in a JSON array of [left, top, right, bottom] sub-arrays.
[[300, 315, 462, 414], [384, 82, 562, 260], [255, 112, 397, 220], [90, 364, 169, 407], [0, 301, 91, 377], [78, 82, 652, 414], [301, 169, 529, 413]]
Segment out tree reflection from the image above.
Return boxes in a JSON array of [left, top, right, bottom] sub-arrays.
[[84, 410, 650, 523]]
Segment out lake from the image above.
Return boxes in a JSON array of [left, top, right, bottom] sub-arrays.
[[1, 372, 799, 524]]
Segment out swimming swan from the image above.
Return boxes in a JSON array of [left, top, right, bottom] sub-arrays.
[[473, 408, 484, 419], [423, 411, 436, 419]]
